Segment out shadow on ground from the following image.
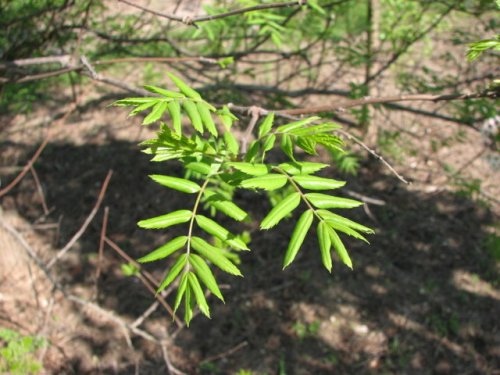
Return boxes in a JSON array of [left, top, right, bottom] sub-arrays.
[[1, 137, 498, 375]]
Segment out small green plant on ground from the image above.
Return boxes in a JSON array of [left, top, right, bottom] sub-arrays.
[[0, 329, 45, 375], [114, 73, 373, 325]]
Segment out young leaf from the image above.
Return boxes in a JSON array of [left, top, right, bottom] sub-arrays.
[[258, 112, 275, 138], [174, 272, 189, 312], [190, 236, 243, 276], [149, 175, 201, 193], [189, 254, 224, 302], [317, 221, 332, 272], [197, 102, 218, 136], [278, 162, 329, 175], [144, 85, 185, 98], [224, 131, 240, 155], [166, 72, 202, 100], [113, 97, 157, 106], [129, 100, 158, 116], [296, 136, 317, 155], [327, 226, 352, 269], [204, 191, 249, 222], [262, 134, 276, 153], [280, 134, 295, 161], [195, 215, 249, 250], [276, 116, 320, 133], [227, 162, 269, 176], [183, 101, 204, 133], [283, 209, 314, 269], [188, 272, 210, 318], [317, 210, 374, 234], [239, 174, 287, 191], [293, 175, 345, 190], [260, 192, 301, 229], [138, 209, 192, 229], [185, 162, 212, 175], [143, 101, 168, 125], [167, 100, 182, 135], [184, 285, 193, 326], [157, 254, 188, 293], [244, 141, 260, 162], [288, 123, 341, 136], [217, 105, 238, 130], [305, 193, 363, 209], [137, 236, 188, 263]]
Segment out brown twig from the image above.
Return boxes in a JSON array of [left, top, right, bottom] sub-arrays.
[[199, 341, 248, 364], [47, 170, 113, 269], [118, 0, 306, 27], [29, 166, 50, 215], [94, 206, 109, 297], [241, 106, 267, 153]]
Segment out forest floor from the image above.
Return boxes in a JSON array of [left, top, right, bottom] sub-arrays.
[[1, 3, 499, 374]]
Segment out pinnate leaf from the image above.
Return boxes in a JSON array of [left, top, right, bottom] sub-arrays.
[[138, 209, 192, 229], [195, 215, 249, 250], [189, 254, 224, 302], [293, 175, 345, 190], [283, 209, 314, 269], [167, 100, 182, 135], [157, 253, 188, 293], [166, 72, 202, 100], [197, 102, 218, 136], [144, 85, 184, 98], [228, 162, 269, 176], [278, 162, 329, 175], [317, 221, 332, 272], [137, 236, 187, 263], [190, 237, 243, 276], [260, 192, 301, 229], [149, 175, 200, 193], [239, 174, 287, 191], [258, 112, 275, 138], [327, 226, 352, 269], [143, 101, 168, 125], [188, 272, 210, 318], [305, 193, 363, 209], [183, 101, 204, 133]]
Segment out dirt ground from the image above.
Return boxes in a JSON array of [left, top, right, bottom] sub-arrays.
[[1, 4, 499, 374]]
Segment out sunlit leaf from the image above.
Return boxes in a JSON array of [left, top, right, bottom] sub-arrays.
[[283, 209, 314, 269], [258, 112, 275, 138], [183, 101, 204, 133], [327, 226, 352, 269], [261, 192, 301, 229], [296, 136, 317, 155], [239, 174, 288, 190], [157, 254, 188, 293], [276, 117, 320, 133], [195, 215, 249, 250], [144, 85, 185, 98], [317, 210, 374, 234], [227, 162, 269, 176], [185, 162, 212, 175], [174, 272, 189, 312], [184, 285, 193, 326], [317, 221, 332, 272], [166, 72, 202, 100], [137, 236, 188, 263], [204, 191, 249, 222], [224, 131, 240, 155], [143, 101, 168, 125], [189, 254, 224, 302], [149, 175, 200, 193], [138, 209, 192, 229], [305, 193, 363, 209], [280, 134, 295, 161], [167, 100, 182, 135], [278, 162, 329, 175], [293, 175, 345, 190], [197, 102, 218, 136], [188, 272, 210, 318], [113, 97, 157, 107], [191, 237, 242, 276]]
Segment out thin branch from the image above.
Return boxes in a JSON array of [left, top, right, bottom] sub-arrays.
[[47, 170, 113, 269], [199, 341, 248, 365], [117, 0, 306, 27], [29, 166, 50, 215], [94, 206, 109, 297]]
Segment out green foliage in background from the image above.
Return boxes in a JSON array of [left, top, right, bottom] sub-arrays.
[[114, 73, 373, 325], [0, 329, 45, 375]]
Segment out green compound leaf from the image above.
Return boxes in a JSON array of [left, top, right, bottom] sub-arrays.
[[305, 193, 363, 209], [204, 191, 249, 222], [195, 215, 249, 250], [167, 100, 182, 135], [143, 101, 168, 125], [113, 97, 158, 107], [138, 209, 192, 229], [166, 72, 202, 100], [278, 162, 329, 175], [197, 102, 218, 136], [316, 210, 374, 234], [288, 123, 341, 136], [239, 174, 287, 191], [296, 136, 317, 155], [276, 116, 320, 133], [184, 285, 193, 326], [224, 131, 240, 155], [191, 237, 243, 276], [185, 162, 212, 175], [182, 100, 204, 133], [189, 254, 224, 302], [227, 162, 269, 176], [157, 253, 188, 293], [317, 221, 332, 272], [327, 226, 352, 269], [283, 209, 314, 269], [174, 272, 189, 312], [144, 85, 185, 98], [258, 112, 275, 138], [293, 175, 345, 190], [137, 236, 188, 263], [188, 272, 211, 318], [261, 192, 301, 229], [149, 175, 201, 193], [280, 134, 295, 161]]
